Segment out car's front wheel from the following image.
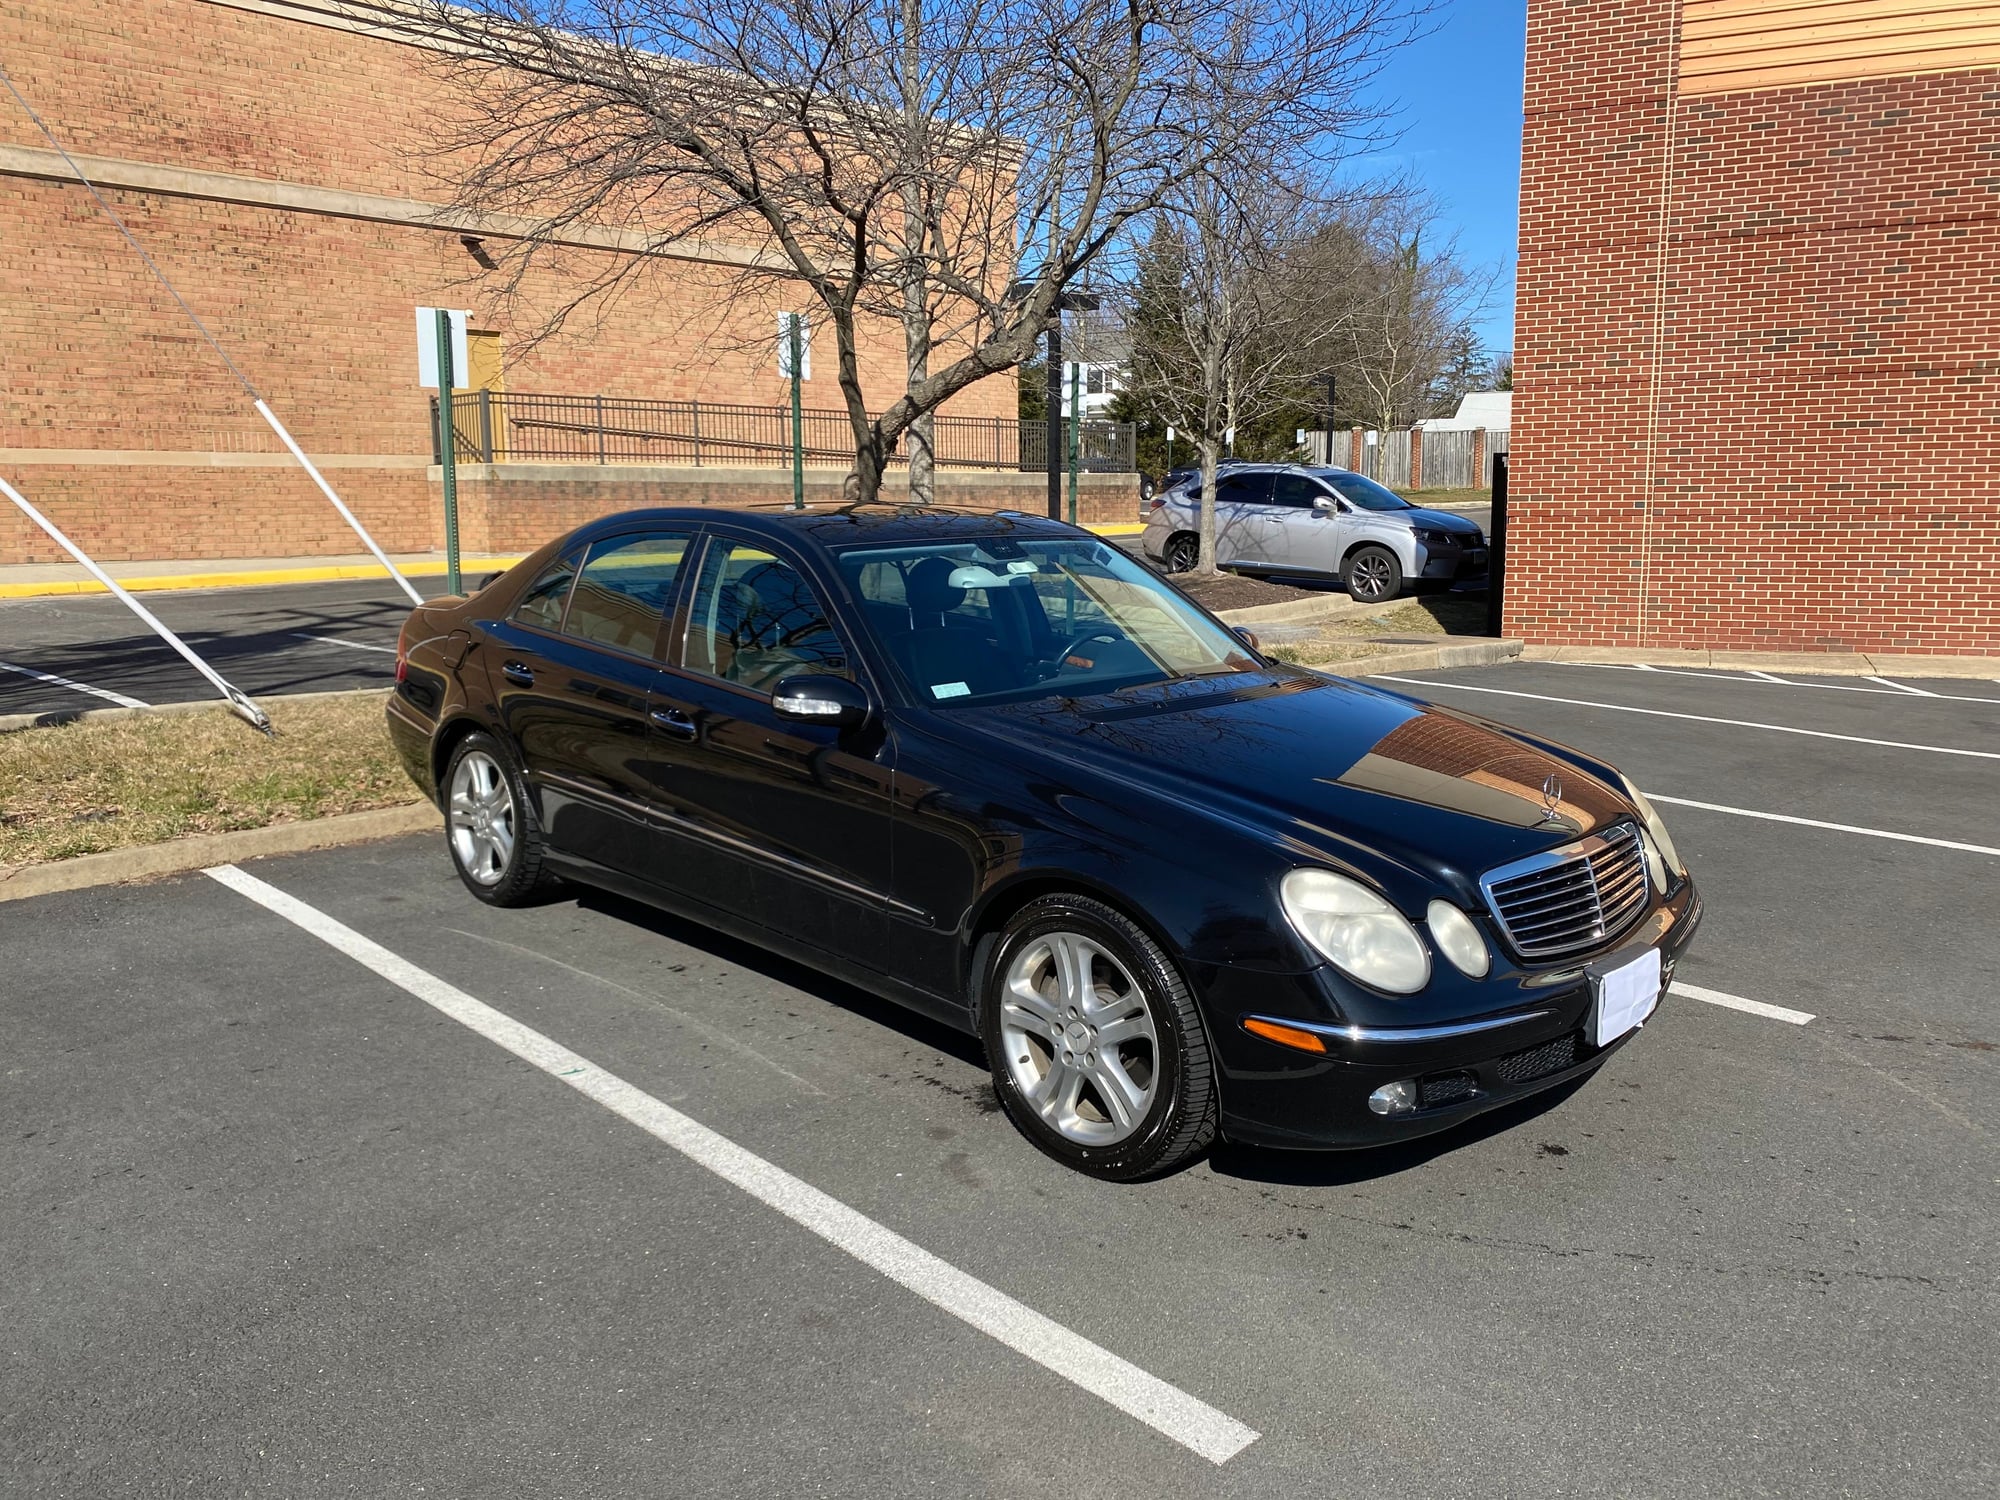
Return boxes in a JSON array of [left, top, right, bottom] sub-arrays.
[[981, 895, 1218, 1179], [442, 731, 559, 906], [1342, 543, 1403, 604]]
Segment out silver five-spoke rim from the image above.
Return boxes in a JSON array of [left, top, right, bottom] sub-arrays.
[[448, 750, 516, 886], [1000, 931, 1160, 1147], [1351, 552, 1392, 600]]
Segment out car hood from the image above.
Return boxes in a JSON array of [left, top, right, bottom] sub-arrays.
[[972, 670, 1631, 893], [1397, 508, 1482, 534]]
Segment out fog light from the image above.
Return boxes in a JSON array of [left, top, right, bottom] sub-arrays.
[[1367, 1079, 1418, 1116]]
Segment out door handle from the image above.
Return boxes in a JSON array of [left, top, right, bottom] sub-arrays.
[[650, 707, 697, 739], [501, 661, 535, 686]]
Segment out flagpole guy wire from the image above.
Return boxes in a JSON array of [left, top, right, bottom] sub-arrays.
[[0, 62, 425, 608], [0, 476, 271, 732]]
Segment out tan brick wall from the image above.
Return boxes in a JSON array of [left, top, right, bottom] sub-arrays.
[[1513, 0, 2000, 654], [447, 468, 1140, 553], [0, 0, 1016, 563]]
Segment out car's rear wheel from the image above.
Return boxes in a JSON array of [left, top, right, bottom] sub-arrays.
[[443, 731, 558, 906], [981, 895, 1217, 1179], [1163, 532, 1201, 574], [1342, 543, 1403, 604]]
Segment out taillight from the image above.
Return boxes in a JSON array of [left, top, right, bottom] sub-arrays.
[[1148, 497, 1165, 511], [394, 622, 410, 682]]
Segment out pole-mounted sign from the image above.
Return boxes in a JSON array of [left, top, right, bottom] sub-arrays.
[[780, 313, 809, 510], [418, 307, 472, 592]]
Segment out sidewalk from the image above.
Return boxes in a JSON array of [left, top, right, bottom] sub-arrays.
[[0, 523, 1147, 599], [1521, 644, 2000, 680]]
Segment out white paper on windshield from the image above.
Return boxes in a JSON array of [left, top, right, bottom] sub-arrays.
[[931, 682, 970, 699], [1591, 946, 1662, 1048]]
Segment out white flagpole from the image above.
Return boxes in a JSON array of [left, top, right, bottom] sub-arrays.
[[1, 475, 272, 732]]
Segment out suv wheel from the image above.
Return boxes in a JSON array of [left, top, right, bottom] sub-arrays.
[[1163, 533, 1201, 574], [1342, 543, 1403, 604]]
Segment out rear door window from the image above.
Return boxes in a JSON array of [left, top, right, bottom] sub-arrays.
[[562, 531, 693, 657], [1214, 472, 1275, 507], [513, 554, 578, 632]]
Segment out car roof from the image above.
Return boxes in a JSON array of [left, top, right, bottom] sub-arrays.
[[566, 503, 1083, 552]]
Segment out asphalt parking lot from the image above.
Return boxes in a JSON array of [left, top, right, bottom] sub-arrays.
[[0, 577, 458, 719], [4, 658, 1995, 1497]]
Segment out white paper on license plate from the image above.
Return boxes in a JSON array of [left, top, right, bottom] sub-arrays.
[[1590, 946, 1662, 1047]]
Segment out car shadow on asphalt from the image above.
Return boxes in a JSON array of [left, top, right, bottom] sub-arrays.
[[1204, 1074, 1591, 1187], [571, 887, 990, 1074]]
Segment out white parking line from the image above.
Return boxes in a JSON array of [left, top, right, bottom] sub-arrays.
[[1373, 676, 2000, 760], [1542, 661, 2000, 703], [292, 632, 396, 654], [1671, 982, 1815, 1026], [0, 658, 147, 708], [1646, 793, 2000, 859], [202, 864, 1260, 1466]]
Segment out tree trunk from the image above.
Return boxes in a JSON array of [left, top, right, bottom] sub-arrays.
[[898, 0, 935, 506], [1195, 438, 1221, 577]]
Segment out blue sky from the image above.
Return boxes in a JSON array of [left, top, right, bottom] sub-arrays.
[[1351, 0, 1527, 359]]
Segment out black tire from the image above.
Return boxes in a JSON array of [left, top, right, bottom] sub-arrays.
[[441, 730, 560, 907], [979, 894, 1218, 1180], [1163, 532, 1201, 574], [1342, 543, 1404, 604]]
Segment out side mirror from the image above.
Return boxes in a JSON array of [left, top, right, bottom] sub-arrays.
[[1311, 495, 1337, 514], [772, 673, 874, 730], [1232, 626, 1262, 652]]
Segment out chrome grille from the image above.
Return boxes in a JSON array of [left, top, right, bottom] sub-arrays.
[[1481, 823, 1651, 960]]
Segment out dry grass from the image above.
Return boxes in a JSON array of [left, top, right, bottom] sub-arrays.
[[1264, 594, 1494, 667], [1403, 487, 1490, 508], [0, 693, 424, 868]]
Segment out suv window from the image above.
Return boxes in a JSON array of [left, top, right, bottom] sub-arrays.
[[1214, 472, 1275, 506], [513, 554, 578, 632], [1270, 474, 1328, 510], [562, 531, 691, 656], [684, 541, 849, 694]]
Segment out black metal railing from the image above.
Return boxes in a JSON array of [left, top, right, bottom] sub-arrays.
[[428, 390, 1135, 473]]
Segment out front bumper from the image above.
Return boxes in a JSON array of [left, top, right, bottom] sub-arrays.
[[1207, 880, 1702, 1150], [1417, 542, 1490, 582]]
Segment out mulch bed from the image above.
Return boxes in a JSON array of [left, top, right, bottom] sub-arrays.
[[1168, 570, 1340, 612]]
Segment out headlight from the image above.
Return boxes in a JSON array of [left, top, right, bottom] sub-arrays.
[[1280, 870, 1430, 994], [1413, 528, 1457, 545], [1618, 775, 1685, 881], [1426, 900, 1490, 978]]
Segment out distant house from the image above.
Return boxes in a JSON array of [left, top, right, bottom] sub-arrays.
[[1416, 391, 1511, 432]]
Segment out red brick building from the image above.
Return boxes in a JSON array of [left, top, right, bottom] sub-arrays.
[[1510, 1, 2000, 655], [0, 1, 1029, 565]]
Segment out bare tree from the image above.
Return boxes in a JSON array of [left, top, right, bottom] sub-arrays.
[[411, 0, 1425, 502]]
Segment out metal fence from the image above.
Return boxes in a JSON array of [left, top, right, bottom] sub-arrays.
[[428, 390, 1134, 473]]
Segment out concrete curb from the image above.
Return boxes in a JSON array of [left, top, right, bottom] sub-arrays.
[[0, 802, 441, 904], [0, 686, 390, 735], [1217, 592, 1396, 627], [1519, 645, 2000, 679], [1348, 638, 1524, 678]]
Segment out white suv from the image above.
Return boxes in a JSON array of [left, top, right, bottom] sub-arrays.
[[1140, 464, 1487, 604]]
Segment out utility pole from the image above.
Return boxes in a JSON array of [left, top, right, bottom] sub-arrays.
[[433, 309, 460, 594], [787, 313, 805, 510], [1045, 312, 1063, 521]]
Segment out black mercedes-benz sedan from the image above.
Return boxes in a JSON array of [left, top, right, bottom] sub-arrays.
[[386, 504, 1701, 1179]]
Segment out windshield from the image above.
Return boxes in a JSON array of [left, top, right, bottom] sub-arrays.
[[838, 536, 1258, 706], [1324, 473, 1413, 511]]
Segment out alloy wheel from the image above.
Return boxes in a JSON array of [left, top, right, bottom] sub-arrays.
[[999, 931, 1160, 1146], [448, 749, 516, 885], [1351, 552, 1394, 601], [1165, 535, 1199, 573]]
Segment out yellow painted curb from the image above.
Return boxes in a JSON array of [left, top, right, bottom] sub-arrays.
[[0, 557, 524, 600], [1086, 523, 1145, 537]]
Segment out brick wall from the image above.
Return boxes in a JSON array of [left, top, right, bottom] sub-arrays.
[[1512, 0, 2000, 654], [448, 467, 1140, 553], [0, 0, 1016, 563]]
